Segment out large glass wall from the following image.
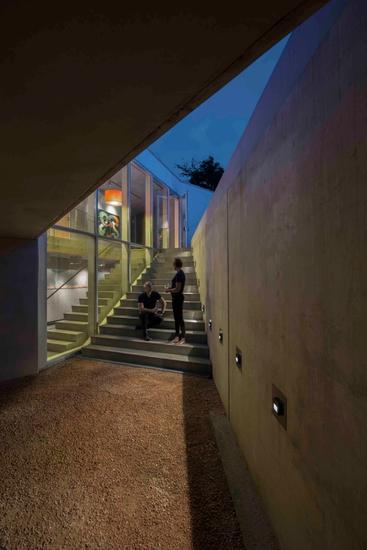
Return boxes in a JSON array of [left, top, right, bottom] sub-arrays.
[[97, 239, 128, 321], [47, 230, 95, 358], [130, 164, 146, 245], [153, 180, 169, 249], [46, 160, 182, 361], [169, 193, 180, 249], [53, 194, 95, 234]]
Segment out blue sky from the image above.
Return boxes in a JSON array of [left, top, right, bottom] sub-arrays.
[[148, 35, 290, 178]]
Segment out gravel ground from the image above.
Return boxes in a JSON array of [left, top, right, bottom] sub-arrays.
[[0, 358, 244, 550]]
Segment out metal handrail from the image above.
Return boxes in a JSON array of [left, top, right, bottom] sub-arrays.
[[47, 242, 115, 301]]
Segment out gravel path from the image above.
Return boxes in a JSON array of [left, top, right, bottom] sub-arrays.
[[0, 358, 244, 550]]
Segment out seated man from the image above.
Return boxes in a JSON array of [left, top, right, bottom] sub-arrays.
[[137, 281, 166, 341]]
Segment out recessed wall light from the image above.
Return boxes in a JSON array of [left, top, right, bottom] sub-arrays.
[[235, 348, 242, 369], [208, 319, 212, 330], [272, 397, 284, 416], [272, 384, 287, 429], [218, 329, 223, 343]]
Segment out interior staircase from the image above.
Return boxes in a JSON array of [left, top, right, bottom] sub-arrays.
[[82, 248, 212, 376], [47, 265, 122, 358]]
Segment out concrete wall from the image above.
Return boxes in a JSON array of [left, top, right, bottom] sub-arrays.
[[192, 1, 367, 548], [135, 149, 213, 244], [0, 237, 47, 383]]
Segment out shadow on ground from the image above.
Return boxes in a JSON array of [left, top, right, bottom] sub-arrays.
[[182, 374, 244, 550], [0, 359, 243, 549]]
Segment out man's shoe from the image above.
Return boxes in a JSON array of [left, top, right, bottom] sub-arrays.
[[170, 336, 180, 344], [144, 335, 152, 341], [177, 337, 186, 345]]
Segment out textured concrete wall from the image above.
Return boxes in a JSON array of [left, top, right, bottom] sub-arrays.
[[192, 1, 367, 548], [0, 237, 46, 382], [194, 197, 229, 412]]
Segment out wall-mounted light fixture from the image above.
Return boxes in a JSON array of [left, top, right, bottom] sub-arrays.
[[235, 347, 242, 369], [105, 189, 123, 206], [272, 397, 284, 416], [201, 304, 205, 313], [218, 329, 223, 343], [272, 384, 287, 429], [208, 319, 213, 330]]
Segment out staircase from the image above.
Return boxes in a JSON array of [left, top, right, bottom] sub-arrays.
[[82, 248, 211, 377], [47, 265, 122, 358]]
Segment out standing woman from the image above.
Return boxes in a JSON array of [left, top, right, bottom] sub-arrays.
[[166, 258, 186, 344]]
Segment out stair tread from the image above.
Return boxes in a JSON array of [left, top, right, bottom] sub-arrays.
[[127, 292, 199, 296], [122, 299, 201, 303], [110, 314, 203, 323], [47, 329, 85, 336], [93, 334, 209, 350], [104, 323, 207, 335], [85, 344, 211, 365], [57, 320, 88, 326], [47, 338, 74, 345]]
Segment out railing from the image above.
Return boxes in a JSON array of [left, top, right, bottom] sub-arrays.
[[47, 242, 115, 301]]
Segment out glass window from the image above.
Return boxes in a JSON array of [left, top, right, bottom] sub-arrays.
[[130, 245, 148, 284], [54, 194, 95, 234], [153, 181, 169, 249], [46, 230, 95, 359], [98, 175, 124, 240], [97, 240, 128, 321], [169, 194, 180, 248], [130, 164, 147, 245]]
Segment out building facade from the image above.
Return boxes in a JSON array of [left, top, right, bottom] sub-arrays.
[[46, 152, 212, 361]]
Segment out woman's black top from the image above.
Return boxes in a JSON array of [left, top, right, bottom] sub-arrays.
[[171, 269, 185, 300]]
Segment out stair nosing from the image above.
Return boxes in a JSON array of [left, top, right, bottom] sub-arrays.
[[93, 334, 209, 350], [85, 344, 211, 365], [102, 323, 207, 336]]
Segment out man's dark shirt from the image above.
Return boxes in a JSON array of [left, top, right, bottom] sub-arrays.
[[138, 291, 161, 310], [171, 269, 185, 298]]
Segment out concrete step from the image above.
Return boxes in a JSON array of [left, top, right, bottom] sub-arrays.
[[142, 270, 197, 278], [113, 306, 203, 320], [72, 305, 101, 313], [97, 284, 122, 291], [152, 260, 195, 268], [107, 314, 205, 331], [126, 291, 200, 301], [80, 297, 109, 306], [64, 312, 88, 322], [47, 328, 86, 342], [132, 285, 198, 293], [55, 320, 89, 333], [91, 334, 210, 358], [47, 338, 76, 352], [120, 298, 202, 310], [146, 266, 195, 274], [139, 277, 197, 287], [100, 323, 207, 345], [82, 344, 211, 376]]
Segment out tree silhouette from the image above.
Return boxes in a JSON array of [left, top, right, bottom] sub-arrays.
[[176, 155, 224, 191]]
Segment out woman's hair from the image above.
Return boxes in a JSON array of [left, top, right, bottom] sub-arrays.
[[174, 257, 183, 269]]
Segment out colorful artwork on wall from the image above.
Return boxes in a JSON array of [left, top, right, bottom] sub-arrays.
[[98, 209, 120, 239]]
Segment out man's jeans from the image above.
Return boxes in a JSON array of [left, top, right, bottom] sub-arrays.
[[139, 312, 162, 336]]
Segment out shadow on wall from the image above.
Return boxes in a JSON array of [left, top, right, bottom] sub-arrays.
[[182, 374, 244, 550]]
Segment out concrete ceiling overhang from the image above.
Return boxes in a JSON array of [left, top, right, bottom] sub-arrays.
[[0, 1, 327, 238]]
